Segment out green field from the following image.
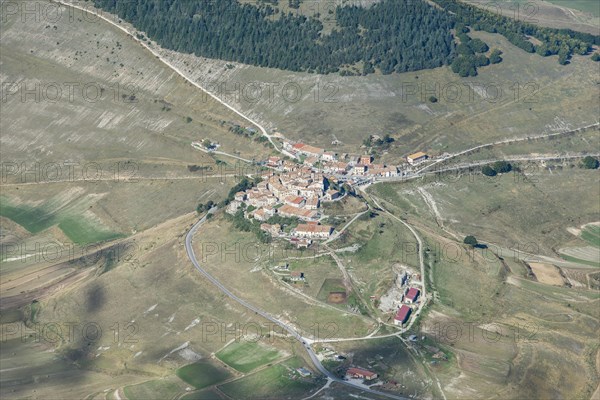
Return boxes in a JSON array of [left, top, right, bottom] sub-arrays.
[[175, 361, 231, 389], [0, 196, 123, 245], [316, 278, 347, 302], [559, 224, 600, 266], [123, 379, 184, 400], [560, 253, 600, 267], [0, 198, 59, 234], [216, 341, 283, 373], [180, 389, 226, 400], [327, 213, 420, 310], [281, 255, 342, 299], [58, 217, 124, 244], [581, 225, 600, 247], [217, 357, 316, 399]]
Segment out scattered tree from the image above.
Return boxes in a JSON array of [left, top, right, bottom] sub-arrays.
[[469, 38, 489, 53], [558, 47, 570, 65], [581, 156, 599, 169], [463, 235, 478, 247], [489, 49, 503, 64], [482, 165, 497, 176], [196, 200, 214, 214], [493, 161, 512, 173]]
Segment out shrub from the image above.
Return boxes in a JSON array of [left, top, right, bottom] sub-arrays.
[[493, 161, 512, 173], [482, 165, 497, 176], [581, 156, 599, 169], [463, 235, 478, 247]]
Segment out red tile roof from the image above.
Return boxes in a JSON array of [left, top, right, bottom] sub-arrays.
[[285, 196, 305, 205], [394, 305, 412, 323], [295, 223, 332, 234], [347, 367, 378, 378], [406, 288, 420, 302]]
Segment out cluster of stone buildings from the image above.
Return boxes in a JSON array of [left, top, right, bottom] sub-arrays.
[[224, 139, 430, 246], [282, 141, 401, 178], [281, 143, 430, 176], [226, 162, 336, 245]]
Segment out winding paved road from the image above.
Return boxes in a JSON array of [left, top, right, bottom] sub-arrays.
[[185, 209, 408, 400]]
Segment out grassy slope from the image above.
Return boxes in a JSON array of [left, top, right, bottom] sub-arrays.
[[0, 0, 271, 241], [161, 29, 599, 162], [175, 362, 231, 389], [464, 0, 600, 31], [216, 341, 283, 373], [0, 4, 289, 400], [2, 1, 598, 399], [192, 215, 375, 338], [370, 167, 600, 255], [368, 167, 600, 399], [217, 357, 317, 400]]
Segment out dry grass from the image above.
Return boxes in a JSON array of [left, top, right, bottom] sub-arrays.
[[528, 262, 565, 285], [157, 30, 600, 163], [192, 214, 375, 338], [465, 0, 600, 33]]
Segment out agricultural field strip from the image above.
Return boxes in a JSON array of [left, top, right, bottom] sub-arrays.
[[0, 174, 240, 187]]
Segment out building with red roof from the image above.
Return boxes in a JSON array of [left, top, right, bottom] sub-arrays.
[[405, 287, 420, 304], [394, 305, 412, 326], [347, 367, 378, 380]]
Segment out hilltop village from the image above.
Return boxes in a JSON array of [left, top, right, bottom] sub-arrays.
[[221, 138, 429, 248], [225, 161, 334, 248]]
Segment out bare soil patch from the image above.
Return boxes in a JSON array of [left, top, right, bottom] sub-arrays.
[[327, 291, 347, 304], [528, 262, 565, 286]]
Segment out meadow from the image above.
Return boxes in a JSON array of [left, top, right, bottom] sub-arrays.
[[217, 357, 318, 400], [175, 361, 231, 389], [366, 164, 600, 399], [465, 0, 600, 31], [216, 341, 284, 373], [123, 378, 186, 400], [160, 29, 600, 163]]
